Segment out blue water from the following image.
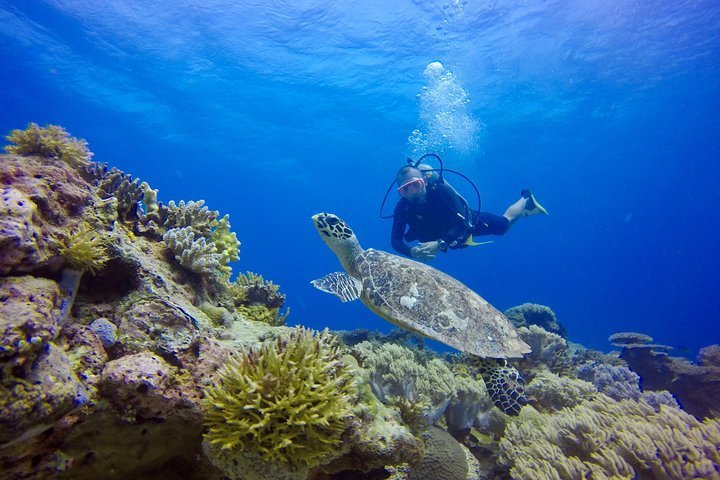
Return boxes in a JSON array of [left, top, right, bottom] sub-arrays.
[[2, 0, 719, 357]]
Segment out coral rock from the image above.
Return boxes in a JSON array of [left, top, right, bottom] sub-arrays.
[[0, 275, 63, 365], [0, 186, 41, 273], [622, 346, 720, 419], [1, 343, 84, 445], [99, 352, 201, 422], [118, 297, 200, 356]]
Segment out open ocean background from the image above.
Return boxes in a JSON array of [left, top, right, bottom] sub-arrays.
[[2, 0, 719, 357]]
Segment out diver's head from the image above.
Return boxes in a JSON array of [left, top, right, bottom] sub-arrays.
[[396, 166, 426, 201]]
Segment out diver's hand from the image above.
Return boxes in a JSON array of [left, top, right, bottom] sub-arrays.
[[410, 241, 442, 261]]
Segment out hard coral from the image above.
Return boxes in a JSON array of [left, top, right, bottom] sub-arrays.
[[230, 272, 289, 326], [609, 331, 653, 346], [4, 123, 93, 168], [504, 303, 567, 338], [499, 393, 720, 479], [622, 346, 720, 419], [407, 427, 481, 480], [209, 214, 240, 272], [163, 226, 223, 276], [202, 327, 357, 473]]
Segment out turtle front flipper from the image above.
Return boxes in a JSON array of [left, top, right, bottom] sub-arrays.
[[311, 272, 362, 302], [475, 358, 527, 416]]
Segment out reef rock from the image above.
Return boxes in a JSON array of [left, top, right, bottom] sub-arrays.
[[621, 345, 720, 419], [0, 275, 63, 366]]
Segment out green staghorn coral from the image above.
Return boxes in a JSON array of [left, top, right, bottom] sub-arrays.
[[202, 327, 358, 471], [58, 223, 109, 274], [4, 123, 93, 168], [498, 393, 720, 479]]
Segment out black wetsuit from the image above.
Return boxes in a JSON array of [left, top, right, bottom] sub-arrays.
[[391, 182, 509, 257]]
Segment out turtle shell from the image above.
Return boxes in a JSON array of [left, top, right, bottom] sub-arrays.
[[356, 249, 531, 359]]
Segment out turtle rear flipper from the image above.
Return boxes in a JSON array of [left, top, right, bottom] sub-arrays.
[[476, 358, 527, 416], [311, 272, 362, 302]]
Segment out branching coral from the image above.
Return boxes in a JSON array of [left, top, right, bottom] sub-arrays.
[[4, 123, 93, 168], [498, 393, 720, 479], [202, 327, 358, 470], [163, 227, 222, 276], [210, 214, 240, 270], [94, 167, 145, 221], [58, 223, 109, 274], [160, 208, 240, 277], [141, 199, 219, 238]]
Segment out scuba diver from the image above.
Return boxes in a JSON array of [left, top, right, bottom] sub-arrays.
[[382, 154, 548, 261]]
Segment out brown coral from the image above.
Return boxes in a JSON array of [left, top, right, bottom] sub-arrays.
[[608, 331, 653, 346]]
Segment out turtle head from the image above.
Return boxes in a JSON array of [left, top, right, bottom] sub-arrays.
[[312, 213, 363, 264]]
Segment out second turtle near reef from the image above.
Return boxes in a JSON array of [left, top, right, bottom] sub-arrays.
[[311, 212, 532, 415]]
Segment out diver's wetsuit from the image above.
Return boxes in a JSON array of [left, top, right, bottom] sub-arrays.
[[391, 181, 509, 257]]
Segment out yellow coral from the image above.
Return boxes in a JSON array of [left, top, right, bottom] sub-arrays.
[[202, 327, 357, 469], [5, 123, 93, 168], [499, 393, 720, 479], [210, 214, 240, 276], [59, 224, 109, 274], [236, 304, 290, 326]]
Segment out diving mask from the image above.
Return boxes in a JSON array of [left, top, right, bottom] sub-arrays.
[[397, 177, 425, 198]]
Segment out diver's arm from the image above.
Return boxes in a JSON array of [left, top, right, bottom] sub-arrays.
[[391, 205, 413, 257]]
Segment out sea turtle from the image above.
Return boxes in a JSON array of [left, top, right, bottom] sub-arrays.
[[311, 212, 532, 415]]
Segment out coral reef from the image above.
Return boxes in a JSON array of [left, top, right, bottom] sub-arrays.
[[498, 393, 720, 479], [504, 303, 567, 338], [406, 427, 483, 480], [352, 341, 457, 425], [444, 369, 491, 437], [4, 123, 92, 168], [576, 362, 642, 401], [621, 344, 720, 419], [58, 223, 109, 274], [609, 331, 654, 346], [515, 325, 573, 378], [163, 226, 224, 276], [3, 124, 718, 479], [202, 327, 358, 479], [228, 271, 290, 326], [525, 371, 597, 412]]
